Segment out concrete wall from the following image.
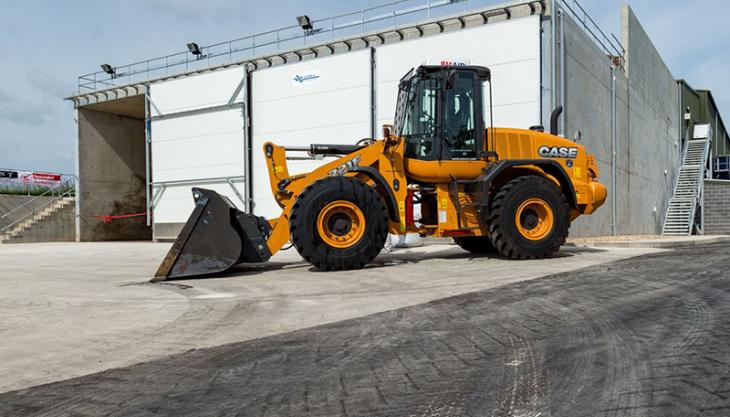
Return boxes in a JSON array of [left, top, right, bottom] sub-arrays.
[[704, 180, 730, 235], [561, 14, 629, 237], [621, 5, 680, 235], [0, 195, 54, 230], [562, 5, 679, 237], [77, 109, 151, 241]]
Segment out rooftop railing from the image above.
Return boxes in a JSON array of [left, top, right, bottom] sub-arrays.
[[559, 0, 625, 69], [76, 0, 625, 93]]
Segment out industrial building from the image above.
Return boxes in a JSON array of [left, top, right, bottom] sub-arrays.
[[67, 0, 730, 242]]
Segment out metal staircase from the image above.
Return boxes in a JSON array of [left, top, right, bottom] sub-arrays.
[[662, 124, 712, 236]]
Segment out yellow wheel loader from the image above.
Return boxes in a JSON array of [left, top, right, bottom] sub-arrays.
[[154, 65, 606, 281]]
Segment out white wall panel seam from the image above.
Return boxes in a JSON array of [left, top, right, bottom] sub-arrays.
[[151, 130, 243, 143], [252, 85, 372, 104], [255, 120, 372, 136]]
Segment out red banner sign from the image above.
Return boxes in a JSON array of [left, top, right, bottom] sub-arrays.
[[1, 169, 62, 186]]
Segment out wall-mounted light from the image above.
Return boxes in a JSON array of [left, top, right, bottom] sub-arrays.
[[297, 15, 313, 31], [100, 64, 115, 77], [187, 42, 203, 59], [297, 15, 321, 36]]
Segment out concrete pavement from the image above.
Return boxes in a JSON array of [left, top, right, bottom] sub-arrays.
[[0, 241, 661, 392]]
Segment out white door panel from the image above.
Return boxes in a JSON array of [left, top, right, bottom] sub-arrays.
[[251, 49, 372, 219], [151, 108, 245, 183], [150, 67, 246, 115], [150, 71, 248, 231], [153, 182, 244, 224]]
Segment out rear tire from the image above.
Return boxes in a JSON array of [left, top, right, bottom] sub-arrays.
[[290, 176, 388, 270], [488, 176, 569, 260], [453, 237, 494, 254]]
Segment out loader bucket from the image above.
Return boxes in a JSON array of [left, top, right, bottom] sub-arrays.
[[152, 188, 272, 281]]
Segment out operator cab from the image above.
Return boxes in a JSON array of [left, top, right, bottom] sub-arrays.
[[393, 65, 492, 161]]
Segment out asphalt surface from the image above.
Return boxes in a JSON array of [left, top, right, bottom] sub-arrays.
[[2, 242, 729, 417]]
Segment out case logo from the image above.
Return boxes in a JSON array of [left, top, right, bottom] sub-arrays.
[[538, 146, 578, 159]]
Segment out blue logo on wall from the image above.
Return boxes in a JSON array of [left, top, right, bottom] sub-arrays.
[[293, 74, 320, 84]]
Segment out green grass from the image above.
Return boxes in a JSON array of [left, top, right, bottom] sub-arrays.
[[0, 184, 75, 197]]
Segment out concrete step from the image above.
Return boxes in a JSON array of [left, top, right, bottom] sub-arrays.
[[1, 197, 76, 244]]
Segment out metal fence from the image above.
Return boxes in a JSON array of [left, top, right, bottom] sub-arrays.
[[558, 0, 625, 69], [78, 0, 471, 92]]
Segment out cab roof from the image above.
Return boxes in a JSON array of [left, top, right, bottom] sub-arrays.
[[417, 65, 491, 81]]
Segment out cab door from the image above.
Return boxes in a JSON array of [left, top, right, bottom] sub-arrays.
[[403, 69, 487, 182], [401, 74, 440, 160], [441, 70, 484, 160]]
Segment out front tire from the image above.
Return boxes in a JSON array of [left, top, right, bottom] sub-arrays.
[[290, 176, 388, 270], [488, 176, 569, 259]]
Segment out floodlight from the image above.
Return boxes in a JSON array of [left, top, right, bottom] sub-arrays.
[[100, 64, 115, 75], [297, 15, 313, 31], [187, 42, 202, 56]]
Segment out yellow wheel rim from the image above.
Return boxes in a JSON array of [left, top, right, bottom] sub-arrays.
[[514, 198, 554, 241], [316, 200, 366, 248]]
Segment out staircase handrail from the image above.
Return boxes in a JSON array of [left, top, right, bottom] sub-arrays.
[[689, 131, 712, 234], [661, 127, 712, 236], [662, 140, 690, 234], [1, 177, 76, 234]]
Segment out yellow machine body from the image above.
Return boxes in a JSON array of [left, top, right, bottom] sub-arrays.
[[261, 127, 606, 259]]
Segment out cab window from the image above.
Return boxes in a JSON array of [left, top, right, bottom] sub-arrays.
[[402, 76, 439, 159], [442, 71, 477, 159]]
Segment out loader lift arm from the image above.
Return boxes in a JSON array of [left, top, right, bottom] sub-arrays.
[[154, 136, 408, 281]]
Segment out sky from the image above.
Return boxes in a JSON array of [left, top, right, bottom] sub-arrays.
[[0, 0, 728, 174]]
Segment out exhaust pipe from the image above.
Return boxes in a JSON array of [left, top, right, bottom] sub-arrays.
[[550, 105, 563, 136]]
